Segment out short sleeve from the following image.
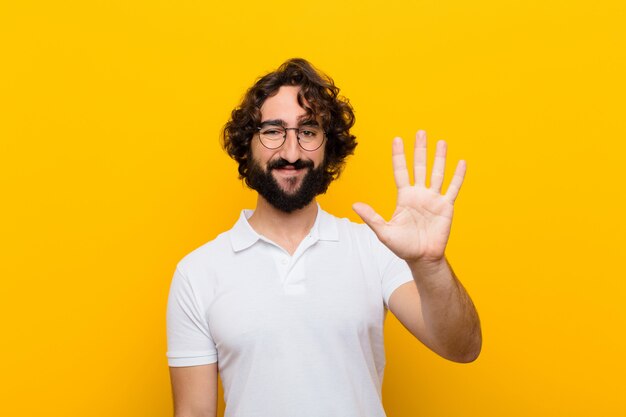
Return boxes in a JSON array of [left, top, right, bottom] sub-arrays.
[[166, 267, 218, 367], [368, 230, 414, 308]]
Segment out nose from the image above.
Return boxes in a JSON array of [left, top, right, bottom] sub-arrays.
[[278, 129, 301, 163]]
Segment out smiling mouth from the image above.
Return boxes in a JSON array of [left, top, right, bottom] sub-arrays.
[[272, 164, 307, 174], [267, 158, 313, 171], [274, 166, 300, 173], [272, 166, 308, 188]]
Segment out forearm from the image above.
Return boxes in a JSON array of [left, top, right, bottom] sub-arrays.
[[407, 257, 482, 362], [170, 364, 218, 417]]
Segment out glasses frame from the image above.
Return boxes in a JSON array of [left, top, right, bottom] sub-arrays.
[[256, 125, 326, 152]]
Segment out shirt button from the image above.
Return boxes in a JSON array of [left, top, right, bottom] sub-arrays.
[[281, 258, 288, 265]]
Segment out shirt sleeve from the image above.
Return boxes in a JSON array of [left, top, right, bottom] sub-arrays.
[[367, 229, 414, 309], [166, 266, 218, 367]]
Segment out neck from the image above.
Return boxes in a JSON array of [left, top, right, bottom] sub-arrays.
[[248, 196, 319, 254]]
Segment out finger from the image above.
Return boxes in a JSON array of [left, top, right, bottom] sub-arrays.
[[392, 137, 410, 189], [444, 159, 467, 203], [430, 140, 447, 193], [352, 202, 387, 238], [413, 130, 427, 187]]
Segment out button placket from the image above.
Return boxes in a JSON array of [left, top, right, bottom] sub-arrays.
[[277, 253, 291, 284], [282, 235, 319, 292]]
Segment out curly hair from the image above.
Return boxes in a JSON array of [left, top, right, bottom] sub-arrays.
[[222, 58, 357, 192]]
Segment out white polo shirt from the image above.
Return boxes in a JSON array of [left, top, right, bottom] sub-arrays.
[[166, 206, 413, 417]]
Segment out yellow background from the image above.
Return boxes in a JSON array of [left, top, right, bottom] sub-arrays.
[[1, 0, 625, 416]]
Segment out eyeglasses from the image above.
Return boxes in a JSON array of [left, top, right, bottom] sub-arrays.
[[257, 124, 326, 151]]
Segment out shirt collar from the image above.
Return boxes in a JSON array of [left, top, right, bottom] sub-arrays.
[[229, 204, 339, 253]]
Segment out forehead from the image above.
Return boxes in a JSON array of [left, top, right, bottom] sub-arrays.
[[260, 85, 311, 123]]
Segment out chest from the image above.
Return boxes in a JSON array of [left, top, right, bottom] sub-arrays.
[[206, 241, 385, 357]]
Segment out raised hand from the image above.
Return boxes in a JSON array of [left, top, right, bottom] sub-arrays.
[[353, 130, 466, 265]]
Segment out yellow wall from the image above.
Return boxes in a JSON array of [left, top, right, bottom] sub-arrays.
[[1, 0, 624, 415]]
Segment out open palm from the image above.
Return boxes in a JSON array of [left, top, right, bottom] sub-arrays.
[[353, 130, 466, 264]]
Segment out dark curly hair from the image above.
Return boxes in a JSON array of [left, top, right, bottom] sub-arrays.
[[222, 58, 357, 192]]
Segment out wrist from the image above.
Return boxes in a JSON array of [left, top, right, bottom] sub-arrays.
[[407, 257, 451, 290], [407, 256, 447, 274]]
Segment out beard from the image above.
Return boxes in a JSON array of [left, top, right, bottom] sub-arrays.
[[246, 157, 327, 213]]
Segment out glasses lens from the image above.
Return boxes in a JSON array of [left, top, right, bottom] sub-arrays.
[[297, 127, 324, 151], [259, 126, 286, 149]]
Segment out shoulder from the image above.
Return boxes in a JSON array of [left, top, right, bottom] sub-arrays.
[[321, 209, 404, 264], [168, 230, 236, 308], [174, 226, 236, 288], [319, 209, 378, 248], [178, 230, 230, 269], [320, 210, 373, 235]]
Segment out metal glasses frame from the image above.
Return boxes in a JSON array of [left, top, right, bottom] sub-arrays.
[[256, 126, 326, 151]]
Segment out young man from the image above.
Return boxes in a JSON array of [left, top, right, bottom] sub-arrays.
[[166, 58, 481, 417]]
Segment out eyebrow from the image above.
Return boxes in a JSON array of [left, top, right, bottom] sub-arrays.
[[259, 119, 285, 127], [299, 119, 320, 127], [259, 118, 320, 127]]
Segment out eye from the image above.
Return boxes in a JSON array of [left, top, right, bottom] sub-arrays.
[[261, 128, 284, 137]]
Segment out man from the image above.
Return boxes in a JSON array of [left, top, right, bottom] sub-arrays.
[[166, 58, 481, 417]]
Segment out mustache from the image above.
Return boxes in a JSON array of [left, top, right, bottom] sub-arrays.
[[267, 158, 314, 170]]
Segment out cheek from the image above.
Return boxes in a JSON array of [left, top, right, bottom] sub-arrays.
[[314, 149, 326, 168], [250, 142, 274, 166]]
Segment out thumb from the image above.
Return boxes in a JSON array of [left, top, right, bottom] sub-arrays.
[[352, 202, 387, 237]]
